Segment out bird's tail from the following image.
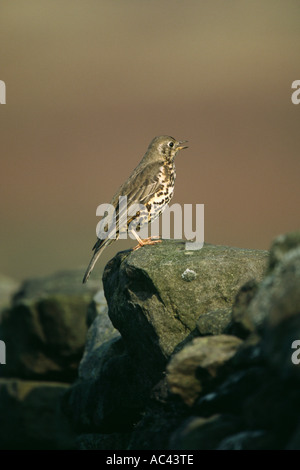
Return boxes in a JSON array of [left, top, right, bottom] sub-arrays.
[[82, 237, 113, 284]]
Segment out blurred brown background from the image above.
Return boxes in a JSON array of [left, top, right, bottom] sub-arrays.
[[1, 0, 299, 281]]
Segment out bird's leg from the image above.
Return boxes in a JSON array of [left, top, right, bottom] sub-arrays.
[[145, 235, 160, 240], [132, 230, 162, 251]]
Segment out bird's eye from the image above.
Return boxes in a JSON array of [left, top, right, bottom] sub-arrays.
[[168, 141, 174, 148]]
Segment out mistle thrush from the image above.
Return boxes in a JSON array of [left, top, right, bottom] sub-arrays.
[[83, 135, 188, 283]]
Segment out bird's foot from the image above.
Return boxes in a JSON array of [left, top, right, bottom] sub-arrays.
[[133, 236, 162, 251]]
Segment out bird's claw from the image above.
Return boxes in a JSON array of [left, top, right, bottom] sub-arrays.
[[133, 237, 162, 251]]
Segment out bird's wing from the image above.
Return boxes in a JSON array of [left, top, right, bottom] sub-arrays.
[[112, 161, 166, 226], [94, 161, 167, 245]]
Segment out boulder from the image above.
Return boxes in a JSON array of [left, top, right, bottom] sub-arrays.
[[0, 273, 20, 316], [63, 233, 300, 449], [86, 289, 108, 328], [77, 432, 131, 450], [196, 308, 232, 336], [65, 241, 268, 433], [64, 337, 145, 432], [258, 243, 300, 379], [79, 307, 119, 381], [170, 414, 241, 450], [232, 231, 300, 338], [267, 231, 300, 273], [0, 270, 100, 381], [0, 378, 75, 449], [231, 231, 300, 379], [104, 241, 268, 378], [64, 233, 300, 450], [167, 335, 242, 405], [229, 279, 260, 338]]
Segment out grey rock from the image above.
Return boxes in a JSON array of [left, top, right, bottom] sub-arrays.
[[65, 298, 130, 430], [262, 249, 300, 378], [86, 289, 108, 328], [229, 279, 260, 337], [79, 311, 119, 381], [127, 402, 187, 450], [195, 352, 265, 417], [196, 308, 232, 336], [12, 269, 100, 300], [268, 230, 300, 273], [167, 335, 242, 405], [65, 241, 267, 437], [77, 432, 131, 450], [0, 273, 20, 316], [241, 373, 300, 445], [0, 378, 75, 449], [181, 268, 197, 282], [64, 337, 143, 432], [286, 421, 300, 450], [221, 234, 300, 372], [169, 414, 241, 450], [0, 269, 99, 380], [217, 430, 266, 450], [64, 233, 300, 449], [194, 342, 300, 449], [244, 249, 300, 335], [103, 241, 268, 380]]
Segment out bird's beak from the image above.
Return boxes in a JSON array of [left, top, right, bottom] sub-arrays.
[[177, 140, 188, 151]]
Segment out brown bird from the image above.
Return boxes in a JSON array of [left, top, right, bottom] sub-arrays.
[[83, 135, 188, 283]]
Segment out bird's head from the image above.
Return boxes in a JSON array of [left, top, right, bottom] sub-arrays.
[[148, 135, 188, 163]]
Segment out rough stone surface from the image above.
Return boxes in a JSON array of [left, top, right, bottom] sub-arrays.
[[267, 231, 300, 273], [79, 312, 119, 381], [260, 247, 300, 379], [77, 432, 131, 450], [64, 337, 147, 432], [229, 279, 260, 338], [0, 270, 99, 380], [286, 422, 300, 450], [196, 308, 232, 336], [63, 233, 300, 450], [64, 241, 267, 435], [86, 289, 108, 328], [127, 402, 187, 450], [217, 430, 268, 450], [167, 335, 242, 405], [243, 250, 300, 335], [0, 378, 75, 449], [104, 240, 268, 370], [0, 273, 20, 316], [3, 232, 299, 450], [170, 414, 242, 450]]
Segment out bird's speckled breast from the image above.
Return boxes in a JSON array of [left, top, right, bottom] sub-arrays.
[[128, 161, 177, 231], [149, 161, 176, 219]]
